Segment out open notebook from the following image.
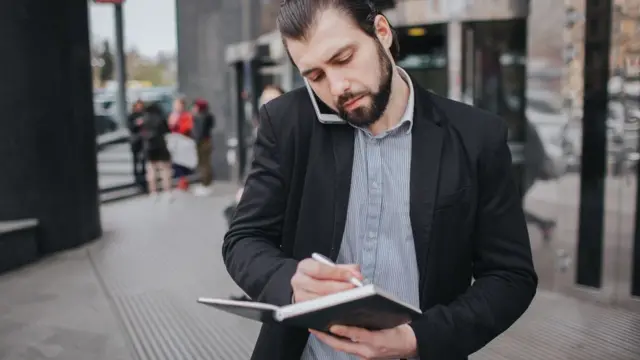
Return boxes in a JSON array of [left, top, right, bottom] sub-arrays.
[[197, 284, 422, 331]]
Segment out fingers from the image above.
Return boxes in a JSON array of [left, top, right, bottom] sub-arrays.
[[330, 325, 374, 344], [337, 264, 362, 275], [291, 272, 357, 302], [297, 258, 363, 282], [309, 330, 375, 359], [291, 258, 364, 303]]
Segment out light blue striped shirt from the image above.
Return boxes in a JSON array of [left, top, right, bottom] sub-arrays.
[[302, 68, 420, 360]]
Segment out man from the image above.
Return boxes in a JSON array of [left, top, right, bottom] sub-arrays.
[[223, 1, 537, 359], [191, 98, 216, 196], [127, 100, 147, 192]]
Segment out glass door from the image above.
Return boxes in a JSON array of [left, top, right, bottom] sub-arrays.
[[462, 18, 573, 292], [396, 24, 449, 97], [460, 19, 528, 145], [606, 108, 640, 310], [460, 18, 528, 190], [604, 54, 640, 311]]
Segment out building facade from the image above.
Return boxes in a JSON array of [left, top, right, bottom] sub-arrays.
[[175, 0, 263, 181], [176, 0, 640, 310]]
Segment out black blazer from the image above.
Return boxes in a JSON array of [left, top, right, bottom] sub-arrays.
[[222, 84, 537, 360]]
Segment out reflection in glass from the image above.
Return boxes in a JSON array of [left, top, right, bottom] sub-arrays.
[[462, 19, 560, 241]]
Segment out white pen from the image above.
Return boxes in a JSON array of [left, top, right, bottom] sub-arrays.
[[311, 252, 365, 287]]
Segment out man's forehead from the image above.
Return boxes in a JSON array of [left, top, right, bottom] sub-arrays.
[[286, 10, 363, 67], [312, 8, 359, 36]]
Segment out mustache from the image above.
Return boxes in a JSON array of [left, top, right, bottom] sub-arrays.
[[337, 92, 369, 108]]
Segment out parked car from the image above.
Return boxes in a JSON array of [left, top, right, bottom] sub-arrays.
[[95, 111, 119, 136], [94, 86, 177, 119]]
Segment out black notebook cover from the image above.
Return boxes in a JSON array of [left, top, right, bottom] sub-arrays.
[[280, 290, 421, 331], [198, 285, 422, 332], [197, 299, 277, 323]]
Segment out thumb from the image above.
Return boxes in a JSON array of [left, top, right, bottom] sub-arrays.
[[337, 264, 362, 279]]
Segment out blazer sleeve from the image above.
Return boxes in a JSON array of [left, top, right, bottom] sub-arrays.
[[222, 106, 298, 306], [409, 119, 537, 359]]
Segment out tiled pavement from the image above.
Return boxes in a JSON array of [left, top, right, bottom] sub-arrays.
[[1, 187, 639, 359]]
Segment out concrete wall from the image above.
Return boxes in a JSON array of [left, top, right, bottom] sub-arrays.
[[176, 0, 262, 181], [0, 0, 101, 253]]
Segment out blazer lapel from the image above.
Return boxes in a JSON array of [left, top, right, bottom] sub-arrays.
[[329, 125, 355, 261], [410, 87, 444, 304]]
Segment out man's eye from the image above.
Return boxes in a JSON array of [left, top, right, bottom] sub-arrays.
[[309, 73, 325, 82], [336, 55, 352, 64]]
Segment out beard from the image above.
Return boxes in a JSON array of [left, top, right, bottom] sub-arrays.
[[336, 41, 393, 127]]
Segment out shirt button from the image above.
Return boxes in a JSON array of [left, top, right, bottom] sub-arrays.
[[368, 232, 375, 238], [372, 182, 378, 189]]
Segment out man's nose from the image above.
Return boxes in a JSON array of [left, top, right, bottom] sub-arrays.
[[327, 72, 349, 98]]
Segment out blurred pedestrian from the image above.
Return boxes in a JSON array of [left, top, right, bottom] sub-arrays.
[[127, 100, 147, 192], [140, 103, 173, 202], [168, 96, 194, 188], [191, 98, 216, 196]]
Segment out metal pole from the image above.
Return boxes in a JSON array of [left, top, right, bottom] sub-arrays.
[[238, 0, 251, 181], [114, 3, 127, 126]]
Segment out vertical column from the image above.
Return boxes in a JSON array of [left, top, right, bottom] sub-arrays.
[[0, 0, 101, 252], [176, 0, 244, 181], [113, 4, 128, 127], [576, 0, 611, 288], [447, 21, 462, 101], [634, 170, 640, 296], [282, 61, 294, 92]]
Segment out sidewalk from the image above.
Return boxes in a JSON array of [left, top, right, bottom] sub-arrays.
[[1, 189, 639, 360]]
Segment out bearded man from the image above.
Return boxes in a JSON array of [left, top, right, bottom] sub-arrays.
[[222, 1, 537, 359]]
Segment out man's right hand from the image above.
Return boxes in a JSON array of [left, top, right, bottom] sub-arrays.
[[291, 258, 363, 303]]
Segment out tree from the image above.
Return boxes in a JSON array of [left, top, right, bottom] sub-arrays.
[[130, 62, 168, 86], [99, 40, 114, 86]]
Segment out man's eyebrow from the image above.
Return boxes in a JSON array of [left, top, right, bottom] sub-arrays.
[[326, 45, 352, 62], [299, 45, 354, 77]]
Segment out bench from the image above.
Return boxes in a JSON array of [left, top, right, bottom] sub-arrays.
[[0, 219, 39, 274]]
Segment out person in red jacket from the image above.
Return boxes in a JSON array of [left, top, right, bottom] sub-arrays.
[[168, 97, 193, 135], [167, 97, 194, 184]]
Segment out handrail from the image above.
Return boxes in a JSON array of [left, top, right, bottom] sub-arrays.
[[97, 128, 130, 152]]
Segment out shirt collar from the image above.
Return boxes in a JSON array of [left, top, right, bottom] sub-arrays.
[[396, 66, 415, 134]]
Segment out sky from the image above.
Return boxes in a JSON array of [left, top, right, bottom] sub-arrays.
[[89, 0, 177, 57]]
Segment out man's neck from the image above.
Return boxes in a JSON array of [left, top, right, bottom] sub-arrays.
[[368, 69, 410, 136]]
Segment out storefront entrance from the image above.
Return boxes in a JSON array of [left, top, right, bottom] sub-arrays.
[[396, 24, 449, 97]]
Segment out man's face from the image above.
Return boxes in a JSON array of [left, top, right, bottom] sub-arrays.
[[173, 99, 184, 112], [286, 9, 394, 127]]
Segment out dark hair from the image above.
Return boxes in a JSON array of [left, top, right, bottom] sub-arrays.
[[132, 99, 145, 111], [277, 0, 399, 60], [144, 102, 165, 117]]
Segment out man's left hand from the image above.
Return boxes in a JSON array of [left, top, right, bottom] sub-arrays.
[[309, 324, 417, 360]]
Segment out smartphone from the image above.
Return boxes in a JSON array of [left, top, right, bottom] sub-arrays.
[[303, 78, 346, 125]]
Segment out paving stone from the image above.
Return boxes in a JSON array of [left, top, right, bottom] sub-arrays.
[[1, 191, 639, 359]]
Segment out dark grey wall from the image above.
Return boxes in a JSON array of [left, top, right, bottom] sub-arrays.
[[176, 0, 264, 181], [0, 0, 101, 252]]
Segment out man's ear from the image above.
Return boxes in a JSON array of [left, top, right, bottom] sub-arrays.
[[373, 14, 393, 50]]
